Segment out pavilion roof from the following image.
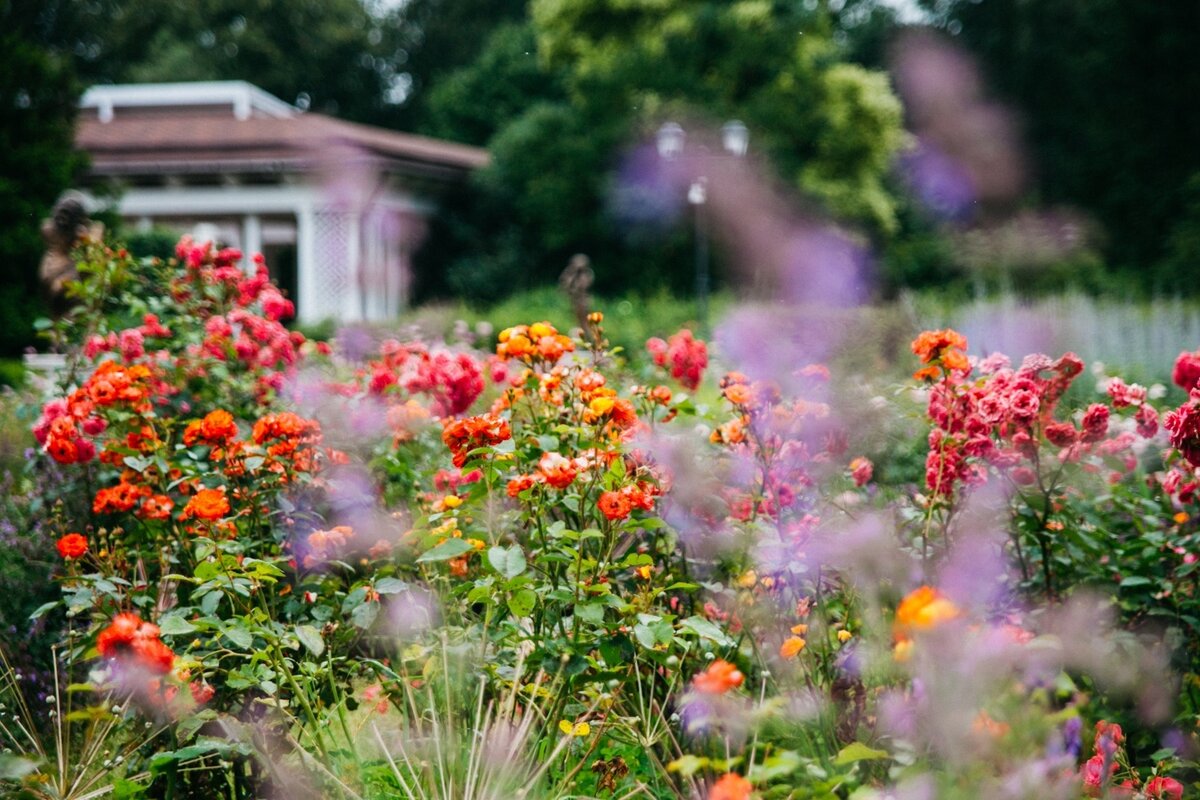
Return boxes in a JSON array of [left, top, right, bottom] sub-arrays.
[[77, 104, 489, 180]]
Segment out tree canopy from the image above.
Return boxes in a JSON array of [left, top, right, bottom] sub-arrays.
[[416, 0, 908, 302], [924, 0, 1200, 286]]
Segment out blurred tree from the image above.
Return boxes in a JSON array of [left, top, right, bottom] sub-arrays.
[[924, 0, 1200, 285], [70, 0, 404, 124], [533, 0, 906, 234], [0, 0, 88, 356], [417, 0, 907, 302], [385, 0, 528, 132]]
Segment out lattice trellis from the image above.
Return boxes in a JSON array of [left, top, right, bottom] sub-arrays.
[[313, 210, 351, 318]]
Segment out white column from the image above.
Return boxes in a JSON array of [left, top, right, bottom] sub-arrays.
[[241, 214, 262, 274], [296, 205, 318, 324]]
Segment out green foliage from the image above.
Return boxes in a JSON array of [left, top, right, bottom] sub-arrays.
[[0, 2, 87, 357], [419, 0, 908, 305], [69, 0, 402, 123], [389, 0, 530, 133], [927, 0, 1200, 282]]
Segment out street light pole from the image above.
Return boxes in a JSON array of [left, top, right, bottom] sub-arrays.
[[656, 120, 748, 332], [689, 178, 710, 329]]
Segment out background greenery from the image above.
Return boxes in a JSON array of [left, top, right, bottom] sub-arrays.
[[5, 0, 1200, 355]]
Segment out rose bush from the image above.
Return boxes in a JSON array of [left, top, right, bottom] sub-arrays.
[[0, 237, 1197, 799]]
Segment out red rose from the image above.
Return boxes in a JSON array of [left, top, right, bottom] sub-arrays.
[[56, 533, 88, 559]]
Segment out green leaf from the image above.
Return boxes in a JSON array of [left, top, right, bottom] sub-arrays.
[[488, 545, 526, 579], [157, 615, 197, 636], [634, 621, 673, 650], [679, 616, 732, 645], [374, 577, 408, 594], [1119, 576, 1153, 588], [351, 601, 379, 630], [575, 603, 605, 625], [507, 588, 537, 618], [295, 624, 324, 657], [223, 626, 253, 650], [417, 538, 475, 563], [29, 600, 59, 620], [833, 742, 890, 765], [748, 750, 803, 781], [123, 455, 154, 473], [667, 755, 709, 777]]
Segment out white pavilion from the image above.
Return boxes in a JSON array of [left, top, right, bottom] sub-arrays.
[[75, 81, 488, 323]]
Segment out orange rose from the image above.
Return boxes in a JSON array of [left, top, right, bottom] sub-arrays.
[[597, 490, 632, 521], [894, 586, 960, 639], [182, 488, 231, 521]]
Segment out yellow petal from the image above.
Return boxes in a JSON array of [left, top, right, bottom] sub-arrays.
[[779, 636, 807, 659]]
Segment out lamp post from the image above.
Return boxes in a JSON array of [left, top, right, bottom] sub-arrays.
[[656, 120, 749, 330]]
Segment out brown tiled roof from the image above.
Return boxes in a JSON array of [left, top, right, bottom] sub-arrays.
[[77, 108, 489, 178]]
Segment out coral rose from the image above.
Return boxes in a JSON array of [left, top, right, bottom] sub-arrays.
[[709, 772, 752, 800], [692, 659, 744, 694]]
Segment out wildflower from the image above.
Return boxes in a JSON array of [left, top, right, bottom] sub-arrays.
[[692, 660, 744, 694], [181, 488, 231, 521], [709, 772, 752, 800], [1173, 350, 1200, 391], [779, 637, 806, 659], [1144, 776, 1184, 800], [559, 720, 591, 737], [183, 409, 238, 446], [849, 456, 873, 487], [911, 328, 968, 367], [96, 612, 175, 674], [138, 494, 174, 521], [837, 629, 853, 643], [597, 490, 633, 520], [56, 533, 88, 559], [894, 586, 960, 638], [537, 452, 577, 489]]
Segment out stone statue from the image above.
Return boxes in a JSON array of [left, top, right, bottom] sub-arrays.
[[39, 192, 100, 316], [559, 253, 594, 334]]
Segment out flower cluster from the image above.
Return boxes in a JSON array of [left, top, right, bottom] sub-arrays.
[[34, 361, 158, 464], [442, 413, 512, 468], [96, 612, 175, 674], [1078, 721, 1182, 799], [495, 321, 575, 364], [364, 339, 484, 417], [914, 330, 1154, 500], [709, 368, 839, 531], [646, 328, 708, 391]]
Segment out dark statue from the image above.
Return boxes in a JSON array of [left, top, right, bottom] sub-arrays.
[[39, 192, 101, 316]]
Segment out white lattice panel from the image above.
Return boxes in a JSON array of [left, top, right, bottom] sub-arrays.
[[313, 210, 351, 319]]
